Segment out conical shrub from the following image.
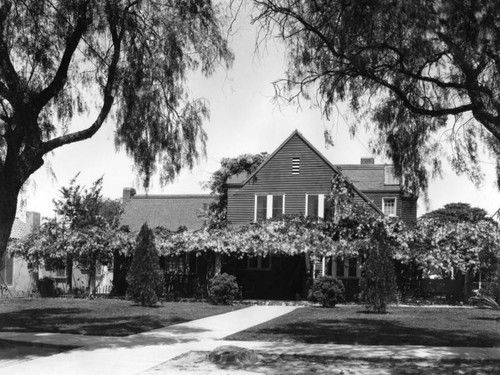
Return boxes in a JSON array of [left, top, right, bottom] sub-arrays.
[[126, 223, 164, 306]]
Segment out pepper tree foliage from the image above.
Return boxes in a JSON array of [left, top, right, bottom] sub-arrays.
[[202, 152, 268, 228], [254, 0, 500, 194], [0, 0, 233, 263], [10, 177, 134, 292]]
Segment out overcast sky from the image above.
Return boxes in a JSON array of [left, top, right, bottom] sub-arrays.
[[21, 5, 500, 220]]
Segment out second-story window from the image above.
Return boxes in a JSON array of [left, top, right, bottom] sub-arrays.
[[383, 197, 397, 216], [306, 194, 327, 219], [256, 195, 267, 221], [255, 195, 285, 221]]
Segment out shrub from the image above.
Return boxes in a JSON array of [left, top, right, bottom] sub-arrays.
[[126, 223, 164, 306], [37, 277, 56, 297], [308, 276, 345, 307], [208, 273, 239, 305], [360, 244, 397, 313]]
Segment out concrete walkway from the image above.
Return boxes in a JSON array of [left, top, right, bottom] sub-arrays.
[[0, 305, 299, 375], [2, 305, 500, 374]]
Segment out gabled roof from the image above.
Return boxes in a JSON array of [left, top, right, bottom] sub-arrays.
[[121, 194, 213, 232], [239, 130, 383, 215]]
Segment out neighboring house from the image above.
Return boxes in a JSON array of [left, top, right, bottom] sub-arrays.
[[224, 130, 417, 299], [1, 211, 40, 297]]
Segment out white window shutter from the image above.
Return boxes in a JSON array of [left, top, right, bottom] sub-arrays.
[[266, 195, 273, 219]]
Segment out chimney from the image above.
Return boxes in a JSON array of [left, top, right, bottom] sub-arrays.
[[26, 211, 41, 232], [360, 157, 375, 165], [123, 187, 136, 203]]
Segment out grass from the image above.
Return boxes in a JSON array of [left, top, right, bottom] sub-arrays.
[[0, 297, 242, 336], [227, 305, 500, 347]]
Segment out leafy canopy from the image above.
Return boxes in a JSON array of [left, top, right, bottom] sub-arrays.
[[10, 177, 133, 280], [407, 202, 499, 277], [254, 0, 500, 194], [421, 202, 490, 223]]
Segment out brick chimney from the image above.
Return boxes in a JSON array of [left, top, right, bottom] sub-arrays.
[[123, 187, 136, 203], [26, 211, 41, 232], [360, 157, 375, 165]]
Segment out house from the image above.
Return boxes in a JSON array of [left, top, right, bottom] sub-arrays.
[[1, 211, 40, 297], [224, 130, 417, 299], [119, 130, 418, 300]]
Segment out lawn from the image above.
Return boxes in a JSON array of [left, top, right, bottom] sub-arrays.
[[227, 305, 500, 347], [0, 298, 242, 336]]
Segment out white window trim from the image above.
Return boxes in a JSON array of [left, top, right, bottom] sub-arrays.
[[382, 197, 397, 217], [266, 195, 273, 219], [305, 194, 325, 218], [255, 194, 285, 221], [318, 194, 325, 219]]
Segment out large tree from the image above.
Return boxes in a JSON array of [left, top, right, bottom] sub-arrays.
[[0, 1, 233, 260], [254, 0, 500, 194]]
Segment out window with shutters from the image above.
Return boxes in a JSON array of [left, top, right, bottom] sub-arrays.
[[255, 195, 285, 221], [306, 194, 330, 219]]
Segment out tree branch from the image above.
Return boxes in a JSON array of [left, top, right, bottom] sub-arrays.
[[34, 4, 90, 111], [41, 6, 125, 155]]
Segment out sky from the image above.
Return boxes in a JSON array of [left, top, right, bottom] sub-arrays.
[[21, 4, 500, 220]]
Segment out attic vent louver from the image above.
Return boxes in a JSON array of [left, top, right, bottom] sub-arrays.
[[292, 157, 300, 175]]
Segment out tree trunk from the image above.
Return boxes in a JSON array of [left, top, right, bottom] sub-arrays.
[[0, 180, 21, 262], [66, 256, 73, 291], [88, 270, 96, 297]]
